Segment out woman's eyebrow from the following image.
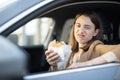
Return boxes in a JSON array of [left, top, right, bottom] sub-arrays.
[[75, 22, 80, 24], [84, 24, 91, 26]]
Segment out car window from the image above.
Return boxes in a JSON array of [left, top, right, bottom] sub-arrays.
[[8, 17, 55, 46]]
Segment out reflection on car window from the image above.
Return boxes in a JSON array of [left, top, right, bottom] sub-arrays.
[[8, 17, 55, 46], [0, 0, 17, 10]]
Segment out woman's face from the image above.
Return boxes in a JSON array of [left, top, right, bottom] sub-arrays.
[[74, 15, 99, 45]]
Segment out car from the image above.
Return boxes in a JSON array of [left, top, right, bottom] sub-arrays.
[[0, 0, 120, 80]]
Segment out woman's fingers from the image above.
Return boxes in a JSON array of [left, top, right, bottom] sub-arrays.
[[49, 58, 60, 66], [47, 53, 60, 62], [45, 50, 53, 56], [45, 50, 60, 66]]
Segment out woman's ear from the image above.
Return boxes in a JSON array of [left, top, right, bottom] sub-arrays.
[[94, 29, 99, 36]]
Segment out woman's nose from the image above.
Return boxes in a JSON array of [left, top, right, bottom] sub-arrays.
[[78, 27, 84, 33]]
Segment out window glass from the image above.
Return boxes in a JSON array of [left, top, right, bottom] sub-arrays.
[[8, 17, 55, 46]]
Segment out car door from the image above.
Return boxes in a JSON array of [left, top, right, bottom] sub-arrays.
[[0, 0, 120, 75]]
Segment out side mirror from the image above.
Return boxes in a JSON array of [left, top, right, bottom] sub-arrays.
[[0, 36, 28, 80]]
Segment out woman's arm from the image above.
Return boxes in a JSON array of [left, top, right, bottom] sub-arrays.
[[96, 44, 120, 61], [68, 44, 120, 69], [68, 56, 107, 69]]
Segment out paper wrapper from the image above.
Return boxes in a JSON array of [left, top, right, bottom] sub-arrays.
[[48, 44, 71, 68]]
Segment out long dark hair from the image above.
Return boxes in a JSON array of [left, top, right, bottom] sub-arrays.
[[69, 11, 103, 52]]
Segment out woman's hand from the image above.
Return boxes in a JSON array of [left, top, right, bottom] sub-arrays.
[[68, 62, 89, 69], [67, 63, 79, 69], [45, 50, 61, 66]]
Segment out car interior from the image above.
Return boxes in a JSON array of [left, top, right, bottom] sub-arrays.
[[30, 1, 120, 73], [4, 0, 120, 78]]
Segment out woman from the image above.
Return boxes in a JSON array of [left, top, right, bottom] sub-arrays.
[[45, 11, 120, 70]]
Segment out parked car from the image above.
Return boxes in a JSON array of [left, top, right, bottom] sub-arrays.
[[0, 0, 120, 80]]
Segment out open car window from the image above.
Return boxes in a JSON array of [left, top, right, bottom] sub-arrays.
[[8, 17, 55, 47], [0, 0, 120, 79]]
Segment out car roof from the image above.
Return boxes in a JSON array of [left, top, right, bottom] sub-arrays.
[[0, 0, 51, 26], [0, 0, 120, 35], [0, 0, 120, 26]]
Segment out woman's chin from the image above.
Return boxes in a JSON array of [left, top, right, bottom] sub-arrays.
[[78, 40, 86, 44]]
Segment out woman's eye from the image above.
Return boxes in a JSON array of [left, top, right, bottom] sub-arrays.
[[85, 26, 90, 29], [76, 24, 80, 28], [77, 25, 80, 27], [75, 23, 80, 28]]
